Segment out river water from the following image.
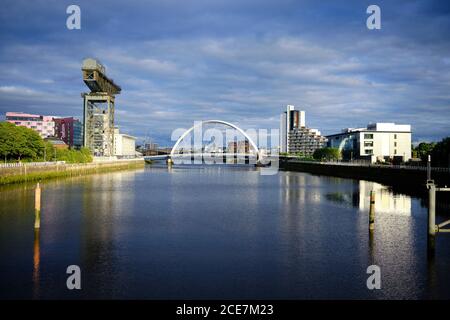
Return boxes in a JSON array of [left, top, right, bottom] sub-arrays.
[[1, 163, 449, 299]]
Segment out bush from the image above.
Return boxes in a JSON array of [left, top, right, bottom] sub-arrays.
[[313, 147, 341, 161], [56, 147, 93, 163]]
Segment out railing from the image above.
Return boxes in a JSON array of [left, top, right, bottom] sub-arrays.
[[0, 161, 66, 168], [286, 158, 450, 173]]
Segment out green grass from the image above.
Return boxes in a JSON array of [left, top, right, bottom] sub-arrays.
[[0, 161, 144, 186]]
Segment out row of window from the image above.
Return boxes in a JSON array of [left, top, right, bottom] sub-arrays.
[[364, 133, 398, 139]]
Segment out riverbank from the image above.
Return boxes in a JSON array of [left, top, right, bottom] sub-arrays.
[[280, 158, 450, 196], [0, 158, 145, 185]]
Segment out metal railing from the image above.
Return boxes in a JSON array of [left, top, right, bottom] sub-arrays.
[[286, 158, 450, 173], [0, 161, 66, 168]]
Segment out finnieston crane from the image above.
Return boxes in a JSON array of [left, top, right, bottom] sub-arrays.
[[81, 58, 121, 157]]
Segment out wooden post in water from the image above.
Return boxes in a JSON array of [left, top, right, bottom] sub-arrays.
[[34, 183, 41, 229], [369, 190, 375, 230]]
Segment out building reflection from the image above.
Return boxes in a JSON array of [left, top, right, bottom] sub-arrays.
[[324, 180, 412, 216], [358, 181, 411, 216], [80, 170, 139, 294]]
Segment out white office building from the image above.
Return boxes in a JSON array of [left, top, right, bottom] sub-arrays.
[[113, 128, 137, 156], [327, 122, 412, 163]]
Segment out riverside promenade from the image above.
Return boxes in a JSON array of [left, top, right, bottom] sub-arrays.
[[0, 158, 145, 185]]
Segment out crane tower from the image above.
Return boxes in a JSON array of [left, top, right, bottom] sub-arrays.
[[81, 58, 121, 156]]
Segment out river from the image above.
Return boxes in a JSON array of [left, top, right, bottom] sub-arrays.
[[1, 163, 449, 299]]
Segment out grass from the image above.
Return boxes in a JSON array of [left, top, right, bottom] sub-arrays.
[[0, 161, 144, 186]]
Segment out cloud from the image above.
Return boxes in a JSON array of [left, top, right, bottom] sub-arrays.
[[0, 0, 449, 145]]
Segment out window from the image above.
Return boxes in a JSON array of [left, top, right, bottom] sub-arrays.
[[364, 134, 373, 139], [394, 149, 397, 155], [364, 141, 373, 147], [394, 142, 397, 147], [394, 134, 397, 139], [365, 149, 373, 155]]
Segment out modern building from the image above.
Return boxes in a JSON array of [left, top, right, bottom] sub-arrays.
[[113, 128, 137, 156], [53, 117, 83, 148], [279, 105, 326, 155], [327, 122, 412, 163], [5, 112, 55, 138]]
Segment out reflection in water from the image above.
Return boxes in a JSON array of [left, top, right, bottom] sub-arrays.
[[1, 165, 450, 299], [359, 181, 411, 216], [32, 229, 40, 299], [80, 171, 139, 295], [324, 180, 412, 216]]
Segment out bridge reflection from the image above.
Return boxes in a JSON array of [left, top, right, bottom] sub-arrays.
[[145, 153, 261, 165]]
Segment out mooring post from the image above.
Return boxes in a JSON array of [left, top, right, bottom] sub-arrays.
[[428, 183, 436, 237], [34, 182, 41, 229], [427, 155, 431, 182], [369, 190, 375, 230], [427, 181, 436, 255]]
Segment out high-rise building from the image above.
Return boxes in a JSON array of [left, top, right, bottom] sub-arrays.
[[53, 117, 83, 148], [327, 123, 412, 163], [5, 112, 55, 138], [279, 106, 325, 155]]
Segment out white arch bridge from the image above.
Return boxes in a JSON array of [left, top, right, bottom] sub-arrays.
[[144, 120, 264, 165]]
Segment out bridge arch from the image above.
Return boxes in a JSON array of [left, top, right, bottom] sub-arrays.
[[170, 120, 260, 159]]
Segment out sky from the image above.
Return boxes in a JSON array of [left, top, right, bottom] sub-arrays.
[[0, 0, 450, 146]]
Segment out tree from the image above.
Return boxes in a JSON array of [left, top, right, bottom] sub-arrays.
[[313, 147, 341, 161], [431, 137, 450, 167], [0, 122, 15, 161], [0, 122, 45, 161], [0, 122, 43, 161], [414, 142, 436, 162]]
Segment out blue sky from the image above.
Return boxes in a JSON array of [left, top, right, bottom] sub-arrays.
[[1, 0, 450, 145]]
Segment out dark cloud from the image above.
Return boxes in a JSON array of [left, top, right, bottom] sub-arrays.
[[0, 0, 449, 145]]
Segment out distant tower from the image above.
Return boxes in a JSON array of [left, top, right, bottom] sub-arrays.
[[280, 105, 303, 153], [81, 58, 121, 157]]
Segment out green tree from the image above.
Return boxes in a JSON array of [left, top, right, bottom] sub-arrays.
[[431, 137, 450, 167], [414, 142, 436, 162], [313, 147, 341, 161], [0, 122, 15, 161], [0, 122, 44, 161]]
